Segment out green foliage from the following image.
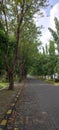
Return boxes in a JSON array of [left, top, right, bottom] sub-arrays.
[[49, 40, 55, 55], [48, 17, 59, 78], [0, 82, 9, 89], [17, 20, 41, 79], [7, 37, 16, 67], [0, 24, 16, 74], [54, 57, 59, 75], [48, 17, 59, 54], [0, 26, 8, 73], [0, 0, 49, 87], [29, 39, 57, 78], [0, 32, 8, 54]]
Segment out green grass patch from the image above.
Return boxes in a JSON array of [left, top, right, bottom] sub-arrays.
[[54, 83, 59, 86], [45, 79, 54, 83], [45, 79, 59, 86], [0, 82, 9, 89]]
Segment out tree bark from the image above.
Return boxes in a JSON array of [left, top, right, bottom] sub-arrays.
[[8, 71, 14, 90], [18, 63, 23, 82]]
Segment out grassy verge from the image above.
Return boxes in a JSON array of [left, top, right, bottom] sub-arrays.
[[43, 79, 59, 86], [45, 79, 54, 83], [54, 82, 59, 86], [0, 82, 9, 89], [36, 76, 59, 86]]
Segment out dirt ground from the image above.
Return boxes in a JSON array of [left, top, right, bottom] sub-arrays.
[[0, 81, 25, 122]]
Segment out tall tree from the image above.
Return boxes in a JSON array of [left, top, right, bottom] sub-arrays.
[[48, 40, 56, 78], [48, 17, 59, 77], [48, 17, 59, 54], [18, 20, 41, 81], [0, 0, 49, 89]]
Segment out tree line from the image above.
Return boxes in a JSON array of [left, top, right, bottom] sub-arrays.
[[30, 17, 59, 80], [0, 0, 59, 90], [0, 0, 48, 90]]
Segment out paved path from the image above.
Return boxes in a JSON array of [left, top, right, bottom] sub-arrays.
[[13, 78, 59, 130]]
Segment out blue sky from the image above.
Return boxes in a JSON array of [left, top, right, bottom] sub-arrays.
[[45, 0, 59, 15], [34, 0, 59, 46]]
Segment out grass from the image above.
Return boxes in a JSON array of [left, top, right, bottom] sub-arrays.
[[0, 82, 9, 89], [43, 79, 59, 86], [45, 79, 54, 83], [54, 82, 59, 86], [36, 76, 59, 86]]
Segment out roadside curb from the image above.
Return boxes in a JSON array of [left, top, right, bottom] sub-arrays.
[[0, 81, 25, 130]]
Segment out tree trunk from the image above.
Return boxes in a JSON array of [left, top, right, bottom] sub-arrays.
[[8, 71, 14, 90], [18, 64, 23, 82]]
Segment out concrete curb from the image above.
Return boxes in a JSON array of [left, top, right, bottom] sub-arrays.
[[0, 83, 25, 130]]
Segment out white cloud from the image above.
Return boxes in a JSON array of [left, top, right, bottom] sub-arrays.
[[33, 9, 48, 28], [40, 30, 51, 45], [33, 9, 51, 45], [34, 2, 59, 46]]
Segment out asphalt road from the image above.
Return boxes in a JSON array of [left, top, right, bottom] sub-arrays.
[[14, 78, 59, 130]]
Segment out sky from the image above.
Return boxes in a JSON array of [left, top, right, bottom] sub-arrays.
[[34, 0, 59, 46]]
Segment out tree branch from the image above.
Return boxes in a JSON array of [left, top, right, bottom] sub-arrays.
[[12, 0, 26, 69]]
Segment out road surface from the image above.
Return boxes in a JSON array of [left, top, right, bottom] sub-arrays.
[[14, 78, 59, 130]]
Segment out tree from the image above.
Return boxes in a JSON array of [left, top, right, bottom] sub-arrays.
[[48, 17, 59, 77], [30, 41, 56, 79], [0, 24, 16, 80], [47, 40, 56, 78], [0, 0, 49, 89], [49, 40, 55, 55], [0, 23, 8, 77], [54, 57, 59, 76], [17, 20, 41, 81], [48, 17, 59, 54]]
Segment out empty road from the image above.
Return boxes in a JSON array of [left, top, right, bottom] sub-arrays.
[[14, 78, 59, 130]]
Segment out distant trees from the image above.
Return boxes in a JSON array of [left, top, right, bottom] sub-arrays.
[[30, 17, 59, 79], [29, 39, 58, 79], [47, 40, 56, 78]]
